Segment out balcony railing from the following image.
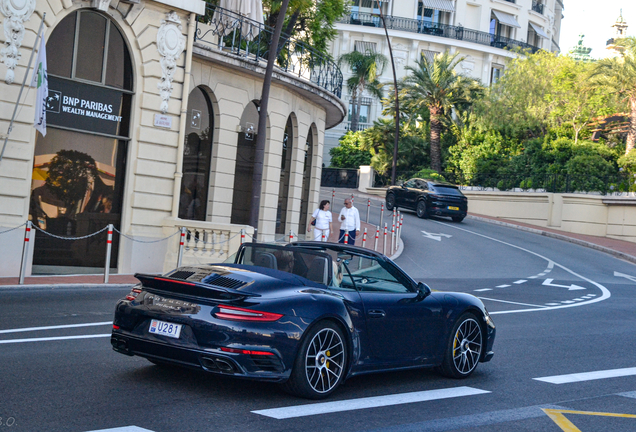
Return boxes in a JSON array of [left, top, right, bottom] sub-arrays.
[[339, 13, 540, 54], [531, 1, 544, 14], [196, 5, 343, 98]]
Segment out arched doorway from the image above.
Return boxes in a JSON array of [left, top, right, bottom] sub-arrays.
[[275, 117, 294, 235], [29, 10, 133, 272], [231, 101, 259, 225], [179, 87, 214, 221], [299, 126, 315, 230]]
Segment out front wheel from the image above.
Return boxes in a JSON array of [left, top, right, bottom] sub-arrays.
[[440, 313, 483, 379], [385, 193, 396, 211], [282, 321, 347, 399], [416, 200, 428, 218]]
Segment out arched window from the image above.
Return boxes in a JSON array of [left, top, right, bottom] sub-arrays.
[[179, 87, 214, 221]]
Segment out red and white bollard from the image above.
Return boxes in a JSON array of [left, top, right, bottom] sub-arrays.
[[366, 198, 371, 222], [289, 230, 294, 243], [362, 227, 368, 248], [321, 230, 326, 242], [380, 202, 385, 229], [374, 226, 379, 252], [344, 231, 349, 244], [332, 189, 335, 202], [177, 227, 186, 267], [18, 221, 32, 285], [240, 229, 245, 244], [383, 223, 388, 256], [104, 223, 113, 284], [350, 194, 354, 204], [391, 221, 395, 255]]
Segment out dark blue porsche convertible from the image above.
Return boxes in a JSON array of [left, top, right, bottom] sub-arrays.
[[111, 242, 495, 399]]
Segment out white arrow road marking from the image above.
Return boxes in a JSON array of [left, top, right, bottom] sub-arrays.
[[542, 279, 586, 291], [614, 271, 636, 283], [252, 386, 490, 419], [431, 220, 610, 314], [421, 230, 452, 241]]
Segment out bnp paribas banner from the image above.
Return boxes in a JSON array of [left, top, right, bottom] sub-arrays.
[[45, 76, 129, 137]]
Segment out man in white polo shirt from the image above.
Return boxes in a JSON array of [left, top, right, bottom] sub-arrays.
[[338, 198, 360, 244]]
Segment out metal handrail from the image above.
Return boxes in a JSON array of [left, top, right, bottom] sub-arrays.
[[196, 5, 343, 98], [339, 13, 540, 54]]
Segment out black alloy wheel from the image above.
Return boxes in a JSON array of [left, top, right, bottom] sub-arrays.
[[282, 321, 347, 399], [416, 200, 428, 219], [440, 313, 483, 378], [386, 193, 396, 211]]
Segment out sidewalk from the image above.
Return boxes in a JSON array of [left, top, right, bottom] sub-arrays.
[[3, 188, 634, 288]]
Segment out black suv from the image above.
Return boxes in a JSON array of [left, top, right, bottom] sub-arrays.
[[385, 178, 468, 222]]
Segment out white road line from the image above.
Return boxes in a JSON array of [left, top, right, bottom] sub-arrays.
[[474, 289, 493, 292], [537, 273, 546, 276], [618, 391, 636, 399], [477, 297, 547, 308], [252, 386, 490, 419], [84, 427, 155, 432], [561, 300, 575, 304], [545, 303, 561, 306], [528, 276, 538, 279], [0, 321, 112, 334], [432, 220, 611, 314], [0, 334, 111, 344], [534, 367, 636, 384], [513, 280, 527, 284], [496, 284, 510, 288]]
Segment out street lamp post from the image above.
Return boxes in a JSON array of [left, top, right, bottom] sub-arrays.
[[374, 1, 400, 186], [249, 0, 291, 241]]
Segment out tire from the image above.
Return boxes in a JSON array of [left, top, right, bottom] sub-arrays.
[[452, 216, 465, 223], [282, 321, 347, 399], [440, 313, 483, 379], [416, 200, 428, 219], [386, 193, 396, 211]]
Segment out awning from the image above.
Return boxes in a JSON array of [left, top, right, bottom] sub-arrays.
[[492, 10, 521, 28], [529, 21, 549, 38], [421, 0, 456, 13]]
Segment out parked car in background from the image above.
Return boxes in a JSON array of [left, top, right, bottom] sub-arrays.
[[386, 178, 468, 222]]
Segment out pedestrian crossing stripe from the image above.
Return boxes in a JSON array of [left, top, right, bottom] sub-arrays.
[[542, 408, 636, 432]]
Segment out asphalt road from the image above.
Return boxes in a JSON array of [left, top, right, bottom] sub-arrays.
[[2, 206, 636, 432]]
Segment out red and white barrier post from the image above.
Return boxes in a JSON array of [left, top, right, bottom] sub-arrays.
[[366, 198, 371, 222], [383, 223, 388, 256], [321, 230, 326, 242], [240, 229, 245, 245], [177, 227, 186, 267], [289, 230, 294, 243], [104, 223, 113, 284], [362, 227, 368, 248], [344, 231, 349, 244], [380, 202, 385, 230], [350, 194, 354, 204], [332, 189, 335, 202], [391, 220, 395, 255], [374, 226, 379, 252], [18, 221, 32, 285]]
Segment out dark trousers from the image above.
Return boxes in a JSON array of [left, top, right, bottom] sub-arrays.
[[339, 229, 356, 244]]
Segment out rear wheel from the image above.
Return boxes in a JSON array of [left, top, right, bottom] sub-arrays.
[[440, 313, 483, 379], [416, 200, 428, 218], [282, 321, 346, 399], [452, 216, 465, 223], [386, 193, 396, 211]]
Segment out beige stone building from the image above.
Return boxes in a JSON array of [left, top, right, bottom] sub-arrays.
[[0, 0, 345, 276], [324, 0, 565, 164]]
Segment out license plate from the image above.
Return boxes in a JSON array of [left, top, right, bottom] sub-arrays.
[[149, 319, 182, 339], [448, 206, 459, 211]]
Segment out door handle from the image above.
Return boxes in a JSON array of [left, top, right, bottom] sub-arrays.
[[368, 310, 386, 318]]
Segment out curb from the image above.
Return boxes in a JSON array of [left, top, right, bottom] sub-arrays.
[[0, 283, 134, 290], [468, 215, 636, 265], [389, 238, 404, 261]]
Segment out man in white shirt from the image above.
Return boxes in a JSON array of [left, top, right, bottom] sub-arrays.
[[338, 198, 360, 244]]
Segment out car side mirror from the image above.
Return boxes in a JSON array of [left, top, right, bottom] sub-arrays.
[[417, 282, 431, 299]]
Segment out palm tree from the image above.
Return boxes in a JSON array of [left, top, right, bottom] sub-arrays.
[[591, 37, 636, 156], [402, 51, 481, 173], [338, 50, 388, 132]]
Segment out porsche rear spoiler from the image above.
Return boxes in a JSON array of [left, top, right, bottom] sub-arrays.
[[134, 274, 259, 301]]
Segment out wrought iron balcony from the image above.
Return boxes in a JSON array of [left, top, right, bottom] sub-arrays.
[[196, 5, 343, 98], [531, 1, 544, 14], [339, 13, 540, 54]]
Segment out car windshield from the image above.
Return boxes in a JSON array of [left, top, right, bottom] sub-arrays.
[[432, 186, 463, 196], [236, 244, 332, 285]]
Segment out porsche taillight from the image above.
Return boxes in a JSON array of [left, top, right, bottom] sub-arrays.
[[125, 287, 142, 301], [213, 305, 283, 322]]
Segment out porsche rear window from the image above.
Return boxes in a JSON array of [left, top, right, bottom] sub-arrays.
[[432, 186, 463, 196]]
